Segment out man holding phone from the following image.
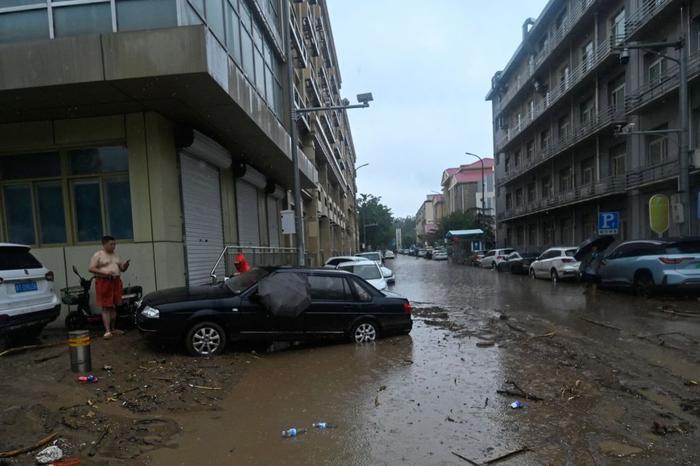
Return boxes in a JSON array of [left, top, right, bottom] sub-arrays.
[[89, 235, 130, 339]]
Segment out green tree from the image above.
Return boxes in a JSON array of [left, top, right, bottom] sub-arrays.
[[395, 216, 417, 248], [357, 194, 394, 250], [437, 210, 496, 247]]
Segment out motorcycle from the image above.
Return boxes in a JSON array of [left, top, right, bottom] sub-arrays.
[[61, 266, 142, 331]]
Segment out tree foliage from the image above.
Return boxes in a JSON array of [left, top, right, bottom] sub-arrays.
[[395, 216, 417, 248], [357, 194, 394, 250], [437, 210, 496, 247]]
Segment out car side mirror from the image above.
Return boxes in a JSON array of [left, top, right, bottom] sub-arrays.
[[382, 269, 392, 278]]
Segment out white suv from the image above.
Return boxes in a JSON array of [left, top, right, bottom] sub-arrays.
[[480, 248, 515, 269], [529, 247, 580, 282], [0, 244, 60, 340]]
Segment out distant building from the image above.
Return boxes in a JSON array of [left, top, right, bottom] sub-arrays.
[[441, 159, 495, 215], [415, 193, 445, 244], [487, 0, 700, 250]]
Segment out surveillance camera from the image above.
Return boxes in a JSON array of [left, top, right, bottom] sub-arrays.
[[341, 98, 350, 106], [614, 124, 623, 132], [619, 48, 630, 65], [357, 92, 374, 104]]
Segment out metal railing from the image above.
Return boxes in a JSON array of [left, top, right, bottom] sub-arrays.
[[626, 159, 679, 189], [209, 246, 302, 282], [493, 0, 598, 116], [496, 35, 618, 152], [625, 0, 674, 39], [498, 105, 626, 186]]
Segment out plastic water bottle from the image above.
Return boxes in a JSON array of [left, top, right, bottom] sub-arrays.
[[78, 374, 98, 384], [312, 422, 335, 429], [281, 428, 306, 438]]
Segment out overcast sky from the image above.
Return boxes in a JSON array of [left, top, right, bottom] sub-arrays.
[[328, 0, 548, 217]]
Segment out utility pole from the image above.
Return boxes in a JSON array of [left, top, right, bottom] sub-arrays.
[[678, 3, 691, 236]]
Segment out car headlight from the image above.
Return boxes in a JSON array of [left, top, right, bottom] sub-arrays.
[[135, 298, 143, 309], [141, 306, 160, 319]]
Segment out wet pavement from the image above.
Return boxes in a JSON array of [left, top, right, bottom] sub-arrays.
[[150, 256, 700, 465]]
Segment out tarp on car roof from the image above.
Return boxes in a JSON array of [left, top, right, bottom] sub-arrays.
[[257, 272, 311, 317]]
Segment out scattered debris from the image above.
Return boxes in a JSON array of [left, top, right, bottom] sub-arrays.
[[496, 380, 544, 401], [281, 428, 307, 438], [0, 342, 65, 358], [34, 350, 67, 364], [527, 331, 556, 341], [483, 446, 531, 464], [35, 445, 64, 464], [451, 451, 479, 465], [652, 420, 689, 436], [0, 432, 58, 458], [579, 317, 622, 331], [188, 384, 222, 390], [510, 400, 524, 409], [476, 340, 496, 348], [378, 385, 387, 392], [88, 429, 108, 457], [599, 440, 642, 457]]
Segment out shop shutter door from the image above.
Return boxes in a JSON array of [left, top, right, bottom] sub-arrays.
[[267, 196, 281, 247], [236, 179, 260, 246], [181, 153, 224, 285]]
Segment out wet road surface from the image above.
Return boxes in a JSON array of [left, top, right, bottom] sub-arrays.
[[152, 256, 700, 465]]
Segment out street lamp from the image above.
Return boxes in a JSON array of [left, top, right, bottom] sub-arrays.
[[614, 28, 691, 235], [356, 162, 370, 171], [285, 2, 373, 265], [464, 152, 487, 216]]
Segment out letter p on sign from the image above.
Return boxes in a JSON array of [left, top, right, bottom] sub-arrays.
[[598, 212, 619, 235]]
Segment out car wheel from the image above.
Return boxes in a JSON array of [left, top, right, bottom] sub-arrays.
[[550, 269, 559, 283], [351, 320, 379, 343], [23, 324, 46, 340], [186, 321, 227, 356], [65, 311, 88, 331], [529, 268, 537, 279], [634, 272, 654, 298]]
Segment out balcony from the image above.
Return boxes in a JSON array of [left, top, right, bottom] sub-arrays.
[[302, 13, 320, 57], [289, 7, 307, 68], [496, 36, 618, 152], [315, 16, 333, 67], [626, 159, 679, 189], [625, 0, 679, 41], [497, 175, 627, 222], [625, 52, 700, 114], [498, 105, 626, 186], [492, 0, 598, 117]]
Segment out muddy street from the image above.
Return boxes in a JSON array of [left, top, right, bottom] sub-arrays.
[[2, 256, 700, 465]]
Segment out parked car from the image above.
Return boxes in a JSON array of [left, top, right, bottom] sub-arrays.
[[136, 267, 413, 356], [324, 256, 372, 268], [432, 249, 448, 261], [594, 238, 700, 297], [0, 243, 60, 341], [384, 250, 395, 260], [380, 265, 396, 284], [417, 249, 427, 258], [355, 251, 383, 266], [496, 252, 540, 274], [529, 247, 580, 282], [337, 261, 388, 291], [480, 248, 515, 269], [469, 250, 486, 266]]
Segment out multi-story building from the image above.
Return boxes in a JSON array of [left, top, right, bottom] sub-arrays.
[[441, 159, 495, 215], [0, 0, 358, 307], [487, 0, 700, 251], [415, 193, 445, 244]]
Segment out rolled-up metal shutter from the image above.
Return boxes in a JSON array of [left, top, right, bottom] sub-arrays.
[[180, 153, 224, 285], [236, 179, 260, 246], [267, 196, 281, 247]]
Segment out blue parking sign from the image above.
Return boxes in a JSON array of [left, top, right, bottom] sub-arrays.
[[598, 212, 619, 235]]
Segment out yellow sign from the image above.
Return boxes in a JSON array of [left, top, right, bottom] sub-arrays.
[[649, 194, 670, 236]]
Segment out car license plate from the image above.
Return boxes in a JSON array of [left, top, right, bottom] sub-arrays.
[[15, 281, 38, 293]]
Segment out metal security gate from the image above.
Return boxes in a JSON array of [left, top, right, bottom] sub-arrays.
[[236, 179, 260, 246], [181, 153, 224, 285], [267, 196, 281, 247]]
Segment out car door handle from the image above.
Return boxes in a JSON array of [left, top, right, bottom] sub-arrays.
[[232, 308, 239, 312]]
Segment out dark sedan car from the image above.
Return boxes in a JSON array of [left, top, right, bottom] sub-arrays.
[[497, 252, 541, 274], [137, 267, 413, 356]]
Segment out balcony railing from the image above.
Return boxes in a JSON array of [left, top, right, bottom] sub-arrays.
[[302, 12, 320, 57], [496, 36, 617, 152], [290, 7, 307, 68], [498, 105, 626, 186], [625, 0, 675, 39], [497, 174, 627, 221], [626, 159, 679, 189], [493, 0, 598, 116]]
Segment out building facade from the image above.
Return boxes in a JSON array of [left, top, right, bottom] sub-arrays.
[[488, 0, 700, 252], [415, 193, 445, 244], [0, 0, 358, 314], [441, 159, 495, 216]]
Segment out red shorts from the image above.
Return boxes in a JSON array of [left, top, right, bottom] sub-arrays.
[[95, 277, 123, 308]]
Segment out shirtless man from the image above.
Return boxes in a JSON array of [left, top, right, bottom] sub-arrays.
[[89, 236, 130, 339]]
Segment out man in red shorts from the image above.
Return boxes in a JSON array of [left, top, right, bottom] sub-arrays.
[[89, 235, 130, 339]]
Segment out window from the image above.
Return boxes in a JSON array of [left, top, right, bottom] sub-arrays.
[[540, 128, 550, 151], [647, 135, 669, 165], [348, 278, 372, 302], [560, 65, 570, 91], [612, 9, 625, 45], [516, 226, 524, 246], [515, 188, 523, 206], [580, 98, 594, 126], [225, 2, 242, 64], [541, 176, 551, 199], [514, 150, 521, 168], [307, 275, 351, 300], [0, 246, 42, 271], [0, 9, 49, 43], [581, 158, 594, 185], [609, 75, 625, 111], [240, 2, 255, 81], [559, 168, 571, 193], [53, 4, 113, 37], [526, 140, 535, 160], [505, 155, 511, 173], [527, 183, 536, 203], [611, 144, 626, 176], [116, 0, 178, 32], [648, 57, 666, 85], [558, 115, 571, 140], [528, 100, 534, 120], [505, 193, 512, 209], [205, 0, 225, 40], [0, 146, 133, 246], [581, 40, 593, 72], [528, 224, 537, 244]]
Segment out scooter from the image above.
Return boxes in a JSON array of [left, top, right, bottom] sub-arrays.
[[61, 266, 142, 331]]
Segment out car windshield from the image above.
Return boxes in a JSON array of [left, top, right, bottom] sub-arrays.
[[666, 241, 700, 254], [225, 268, 270, 293], [357, 252, 381, 262], [0, 246, 42, 271], [565, 249, 577, 257], [340, 264, 381, 280]]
